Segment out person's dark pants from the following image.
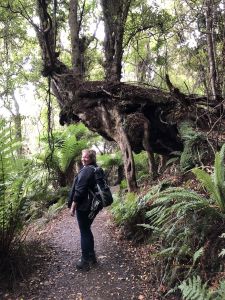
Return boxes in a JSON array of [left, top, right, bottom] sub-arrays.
[[76, 210, 96, 261]]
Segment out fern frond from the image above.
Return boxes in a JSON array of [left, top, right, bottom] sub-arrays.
[[193, 247, 204, 264], [156, 247, 176, 257], [0, 121, 35, 254], [179, 276, 211, 300], [215, 280, 225, 299], [218, 249, 225, 257], [60, 135, 80, 172], [213, 144, 225, 212], [137, 224, 161, 232], [192, 168, 220, 203]]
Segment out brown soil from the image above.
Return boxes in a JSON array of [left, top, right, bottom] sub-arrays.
[[0, 208, 164, 300]]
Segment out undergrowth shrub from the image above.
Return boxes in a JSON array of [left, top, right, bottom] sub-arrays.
[[110, 192, 147, 242], [139, 144, 225, 295], [111, 192, 138, 225], [110, 180, 174, 242], [27, 183, 68, 220], [97, 152, 122, 169], [119, 179, 127, 189], [0, 121, 34, 257], [134, 151, 149, 180], [0, 121, 66, 258], [97, 152, 123, 185]]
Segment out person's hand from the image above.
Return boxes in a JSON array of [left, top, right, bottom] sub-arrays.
[[70, 201, 77, 216]]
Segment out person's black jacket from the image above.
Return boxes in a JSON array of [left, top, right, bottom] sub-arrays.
[[68, 164, 96, 211]]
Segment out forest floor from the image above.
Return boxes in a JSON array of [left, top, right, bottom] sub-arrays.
[[0, 206, 173, 300]]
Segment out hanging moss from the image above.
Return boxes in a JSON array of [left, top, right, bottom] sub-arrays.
[[178, 121, 207, 171]]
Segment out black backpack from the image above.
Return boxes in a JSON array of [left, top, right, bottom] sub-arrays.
[[88, 166, 113, 218]]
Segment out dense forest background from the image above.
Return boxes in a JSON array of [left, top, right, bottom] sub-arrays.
[[0, 0, 225, 299]]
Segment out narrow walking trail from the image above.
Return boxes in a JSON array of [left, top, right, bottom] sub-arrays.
[[1, 208, 159, 300]]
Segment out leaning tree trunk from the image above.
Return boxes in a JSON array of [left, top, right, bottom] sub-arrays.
[[35, 0, 224, 192]]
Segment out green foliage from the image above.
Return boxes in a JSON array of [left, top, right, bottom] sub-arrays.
[[39, 124, 89, 182], [134, 151, 149, 180], [178, 121, 206, 171], [145, 185, 211, 237], [110, 192, 139, 226], [179, 276, 225, 300], [46, 197, 65, 218], [119, 179, 127, 190], [135, 145, 225, 289], [97, 152, 122, 169], [124, 1, 176, 85], [192, 144, 225, 212], [179, 276, 211, 300], [0, 0, 41, 103], [0, 121, 33, 254], [143, 183, 223, 265], [214, 281, 225, 299]]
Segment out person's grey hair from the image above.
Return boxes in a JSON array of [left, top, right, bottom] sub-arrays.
[[82, 149, 96, 163]]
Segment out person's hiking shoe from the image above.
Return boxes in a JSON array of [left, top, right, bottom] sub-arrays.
[[89, 253, 97, 265], [76, 258, 90, 271]]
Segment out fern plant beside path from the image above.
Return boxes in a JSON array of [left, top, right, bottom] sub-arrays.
[[140, 144, 225, 296]]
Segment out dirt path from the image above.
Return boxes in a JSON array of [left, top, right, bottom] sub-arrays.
[[0, 208, 159, 300]]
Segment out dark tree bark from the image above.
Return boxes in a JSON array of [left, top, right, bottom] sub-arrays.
[[69, 0, 94, 79], [101, 0, 131, 81], [35, 0, 224, 191]]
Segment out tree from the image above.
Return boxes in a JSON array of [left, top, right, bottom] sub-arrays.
[[3, 0, 224, 191], [0, 0, 43, 154], [36, 0, 225, 190]]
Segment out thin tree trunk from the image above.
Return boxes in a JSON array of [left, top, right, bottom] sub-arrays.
[[222, 0, 225, 97], [205, 0, 218, 100], [69, 0, 82, 78], [101, 0, 131, 81]]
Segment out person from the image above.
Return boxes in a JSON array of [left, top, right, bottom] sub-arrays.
[[68, 149, 101, 271]]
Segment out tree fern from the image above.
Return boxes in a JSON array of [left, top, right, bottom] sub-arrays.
[[39, 124, 89, 182], [60, 136, 86, 172]]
